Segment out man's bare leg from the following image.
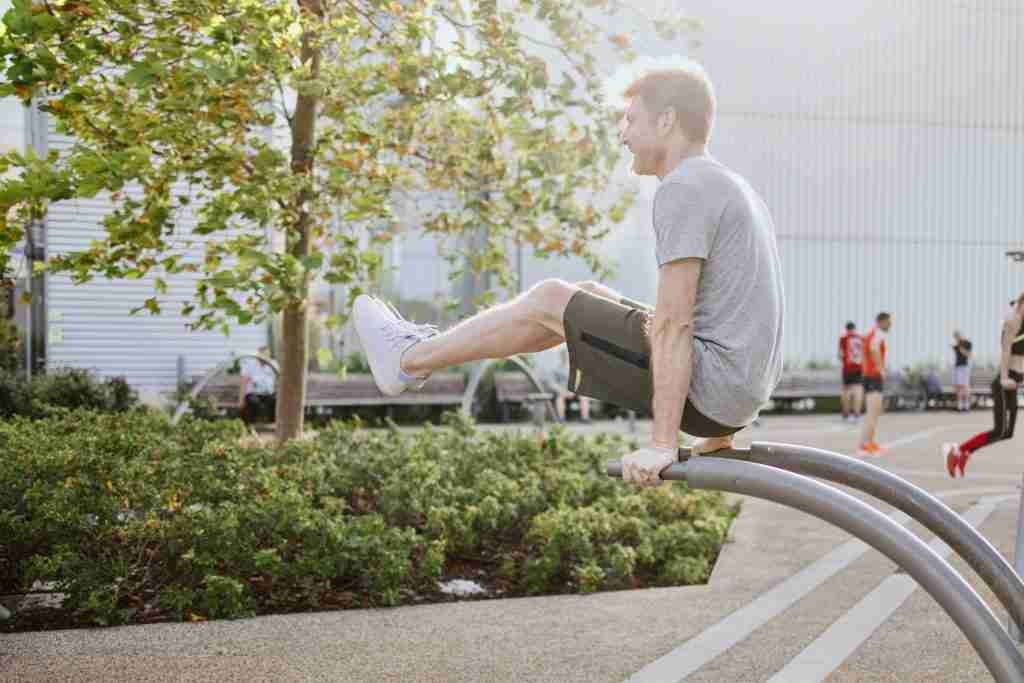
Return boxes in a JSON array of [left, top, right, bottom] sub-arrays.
[[555, 392, 567, 421], [861, 392, 883, 444], [402, 279, 583, 377], [579, 396, 591, 420], [841, 387, 851, 418], [853, 384, 864, 416]]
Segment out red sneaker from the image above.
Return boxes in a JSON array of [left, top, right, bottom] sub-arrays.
[[942, 443, 960, 478], [958, 449, 971, 478]]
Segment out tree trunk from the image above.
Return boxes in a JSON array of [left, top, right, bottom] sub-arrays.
[[276, 0, 322, 443], [276, 303, 309, 442]]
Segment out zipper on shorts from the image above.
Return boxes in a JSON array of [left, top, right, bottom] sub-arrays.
[[580, 331, 650, 370]]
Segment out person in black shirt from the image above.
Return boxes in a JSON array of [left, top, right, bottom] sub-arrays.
[[952, 331, 973, 412], [943, 295, 1024, 477]]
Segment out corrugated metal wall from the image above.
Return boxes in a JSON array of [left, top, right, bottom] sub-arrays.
[[694, 0, 1024, 368], [40, 114, 268, 396], [531, 0, 1024, 372]]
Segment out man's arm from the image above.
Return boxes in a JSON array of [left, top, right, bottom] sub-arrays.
[[650, 258, 702, 448], [870, 338, 884, 377]]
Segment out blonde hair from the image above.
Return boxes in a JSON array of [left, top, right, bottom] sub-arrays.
[[623, 64, 716, 144]]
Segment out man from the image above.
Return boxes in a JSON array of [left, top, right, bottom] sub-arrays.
[[353, 63, 785, 487], [858, 312, 892, 456], [838, 321, 864, 422], [238, 345, 277, 425], [952, 330, 973, 412]]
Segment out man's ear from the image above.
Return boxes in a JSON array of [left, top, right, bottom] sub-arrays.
[[657, 108, 677, 137]]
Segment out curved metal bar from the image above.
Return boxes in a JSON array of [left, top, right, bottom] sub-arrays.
[[606, 457, 1024, 683], [717, 441, 1024, 634], [460, 356, 557, 420], [171, 354, 280, 424]]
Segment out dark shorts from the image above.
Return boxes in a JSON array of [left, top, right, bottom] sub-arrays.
[[242, 393, 276, 423], [562, 290, 742, 438], [863, 375, 884, 394], [842, 369, 863, 386]]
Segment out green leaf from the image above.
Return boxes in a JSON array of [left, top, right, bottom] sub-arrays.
[[124, 63, 157, 87]]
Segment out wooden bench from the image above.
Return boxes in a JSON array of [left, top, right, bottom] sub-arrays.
[[769, 370, 842, 411], [193, 372, 467, 416], [493, 371, 554, 423], [924, 368, 1000, 409], [767, 368, 961, 413]]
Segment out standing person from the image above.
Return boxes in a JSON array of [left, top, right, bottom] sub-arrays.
[[238, 346, 277, 425], [352, 63, 785, 486], [942, 295, 1024, 478], [838, 321, 864, 422], [951, 330, 973, 412], [858, 312, 892, 456]]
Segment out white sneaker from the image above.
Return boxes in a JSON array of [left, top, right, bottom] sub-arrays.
[[352, 295, 439, 397]]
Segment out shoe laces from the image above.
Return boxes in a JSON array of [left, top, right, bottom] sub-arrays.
[[378, 312, 439, 353], [380, 301, 440, 341]]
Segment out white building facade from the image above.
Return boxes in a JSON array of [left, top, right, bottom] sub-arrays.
[[501, 0, 1024, 372], [4, 0, 1023, 388]]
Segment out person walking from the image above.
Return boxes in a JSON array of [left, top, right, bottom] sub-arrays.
[[858, 312, 892, 456], [353, 63, 785, 487], [838, 321, 864, 422], [952, 330, 973, 412], [942, 295, 1024, 477]]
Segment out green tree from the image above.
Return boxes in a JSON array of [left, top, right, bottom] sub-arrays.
[[0, 0, 693, 441]]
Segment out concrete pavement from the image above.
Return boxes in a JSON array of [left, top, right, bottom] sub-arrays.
[[3, 411, 1023, 681]]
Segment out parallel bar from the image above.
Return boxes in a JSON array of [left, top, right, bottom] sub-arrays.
[[606, 457, 1024, 683], [1011, 474, 1024, 643], [769, 495, 1013, 682], [721, 441, 1024, 634]]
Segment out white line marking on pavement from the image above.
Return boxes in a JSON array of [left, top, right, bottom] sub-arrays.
[[625, 487, 1012, 683], [887, 467, 1023, 483], [766, 493, 1019, 683], [880, 426, 952, 450]]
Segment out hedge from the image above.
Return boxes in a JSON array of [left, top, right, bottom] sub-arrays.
[[1, 410, 737, 629]]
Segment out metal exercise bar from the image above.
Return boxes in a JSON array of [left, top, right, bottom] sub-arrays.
[[705, 441, 1024, 635], [606, 456, 1024, 683]]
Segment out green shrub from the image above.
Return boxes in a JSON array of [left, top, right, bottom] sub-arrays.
[[0, 318, 21, 373], [2, 411, 737, 629], [0, 368, 138, 419]]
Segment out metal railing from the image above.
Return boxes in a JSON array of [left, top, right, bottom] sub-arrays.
[[607, 445, 1024, 683]]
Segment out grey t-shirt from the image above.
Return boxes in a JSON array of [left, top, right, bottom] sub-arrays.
[[653, 155, 784, 427]]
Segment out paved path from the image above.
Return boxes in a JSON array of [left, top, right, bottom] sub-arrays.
[[4, 412, 1023, 681]]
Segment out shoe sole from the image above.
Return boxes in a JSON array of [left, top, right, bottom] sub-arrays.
[[945, 451, 957, 478], [352, 295, 407, 397]]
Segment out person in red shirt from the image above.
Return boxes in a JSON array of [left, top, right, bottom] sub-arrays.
[[858, 312, 892, 456], [838, 321, 864, 422]]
